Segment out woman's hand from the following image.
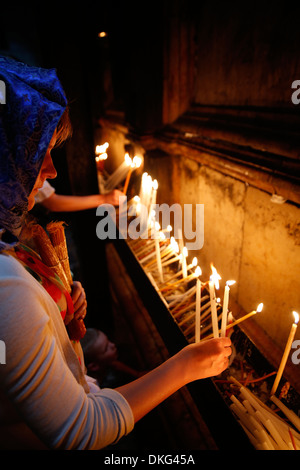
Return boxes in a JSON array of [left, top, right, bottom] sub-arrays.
[[102, 190, 126, 206], [180, 337, 232, 383], [70, 281, 87, 321]]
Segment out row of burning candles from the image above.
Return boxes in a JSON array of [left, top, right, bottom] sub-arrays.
[[95, 142, 299, 400], [95, 142, 143, 194]]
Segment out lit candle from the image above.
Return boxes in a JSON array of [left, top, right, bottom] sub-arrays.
[[226, 303, 263, 332], [95, 142, 109, 155], [144, 174, 153, 213], [105, 152, 131, 190], [140, 173, 153, 228], [123, 155, 142, 194], [95, 142, 109, 172], [150, 179, 158, 210], [270, 311, 299, 397], [139, 172, 148, 207], [162, 224, 172, 235], [221, 280, 236, 337], [123, 161, 134, 194], [177, 228, 188, 278], [147, 179, 158, 227], [195, 266, 202, 343], [209, 264, 221, 338], [160, 239, 180, 267]]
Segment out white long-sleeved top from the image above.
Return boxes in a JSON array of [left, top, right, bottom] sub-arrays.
[[0, 252, 134, 449]]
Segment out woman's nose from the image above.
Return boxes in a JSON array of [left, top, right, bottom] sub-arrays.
[[42, 152, 57, 179]]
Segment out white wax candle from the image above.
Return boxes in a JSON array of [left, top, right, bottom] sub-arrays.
[[123, 167, 133, 194], [139, 172, 147, 205], [270, 395, 300, 432], [209, 280, 219, 338], [105, 160, 129, 190], [182, 246, 188, 278], [123, 155, 142, 194], [177, 229, 187, 278], [270, 311, 299, 396], [154, 230, 164, 283], [161, 254, 181, 268], [145, 174, 153, 213], [150, 179, 158, 210], [221, 285, 229, 338], [221, 280, 236, 337], [195, 269, 202, 343], [148, 179, 158, 226]]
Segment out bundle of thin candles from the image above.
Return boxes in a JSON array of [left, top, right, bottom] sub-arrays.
[[228, 376, 300, 450], [31, 222, 86, 341]]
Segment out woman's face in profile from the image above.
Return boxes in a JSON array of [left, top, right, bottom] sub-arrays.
[[27, 132, 57, 211]]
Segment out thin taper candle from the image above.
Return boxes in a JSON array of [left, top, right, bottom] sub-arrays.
[[270, 311, 299, 396], [221, 280, 236, 337], [209, 280, 219, 338], [195, 267, 202, 342]]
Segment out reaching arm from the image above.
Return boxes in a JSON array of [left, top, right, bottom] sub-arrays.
[[116, 337, 232, 423]]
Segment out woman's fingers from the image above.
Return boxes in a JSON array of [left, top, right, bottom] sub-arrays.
[[71, 281, 87, 320]]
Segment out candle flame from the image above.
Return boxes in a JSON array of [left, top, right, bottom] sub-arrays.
[[293, 311, 299, 324], [183, 246, 188, 257], [256, 303, 263, 313], [170, 237, 179, 253], [226, 280, 236, 287], [147, 174, 152, 189], [192, 257, 198, 266], [95, 152, 107, 162], [210, 263, 221, 290], [133, 196, 140, 202], [133, 155, 143, 168], [152, 179, 158, 190], [124, 152, 132, 166], [166, 225, 172, 232], [195, 266, 202, 277], [95, 142, 109, 154]]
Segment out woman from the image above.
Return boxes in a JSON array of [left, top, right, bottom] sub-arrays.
[[0, 56, 231, 449]]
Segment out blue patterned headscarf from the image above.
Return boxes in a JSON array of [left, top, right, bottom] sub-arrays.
[[0, 55, 67, 252]]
